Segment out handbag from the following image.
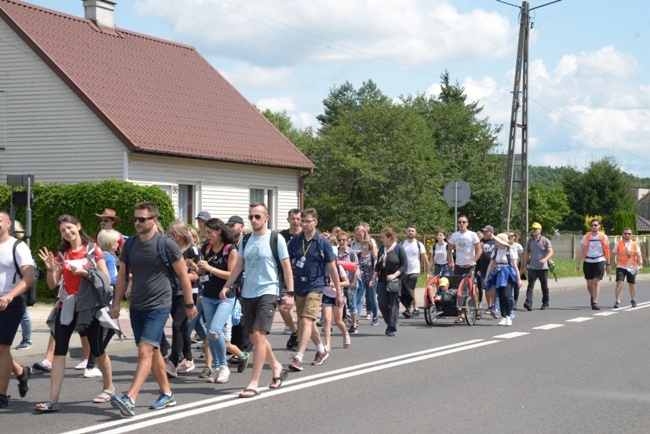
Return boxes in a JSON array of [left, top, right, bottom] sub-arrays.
[[386, 278, 402, 294]]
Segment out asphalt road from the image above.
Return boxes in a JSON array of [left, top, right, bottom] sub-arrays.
[[3, 279, 650, 434]]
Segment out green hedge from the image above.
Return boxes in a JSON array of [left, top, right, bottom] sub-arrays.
[[1, 180, 175, 300]]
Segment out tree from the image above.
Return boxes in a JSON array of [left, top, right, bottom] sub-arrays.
[[561, 157, 635, 232], [512, 183, 570, 235]]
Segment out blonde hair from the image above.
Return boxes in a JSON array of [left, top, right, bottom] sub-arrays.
[[168, 220, 193, 249], [97, 229, 120, 252]]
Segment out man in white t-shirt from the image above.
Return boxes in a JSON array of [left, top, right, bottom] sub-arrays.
[[575, 218, 610, 310], [447, 215, 482, 275], [0, 210, 35, 408], [401, 225, 428, 318]]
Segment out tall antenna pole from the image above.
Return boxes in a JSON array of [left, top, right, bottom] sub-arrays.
[[498, 0, 561, 235]]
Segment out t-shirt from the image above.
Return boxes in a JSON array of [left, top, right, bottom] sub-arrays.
[[280, 229, 301, 244], [337, 247, 358, 284], [401, 239, 426, 275], [448, 230, 480, 266], [0, 237, 33, 297], [104, 252, 117, 286], [526, 237, 551, 270], [430, 243, 448, 265], [492, 247, 517, 264], [478, 238, 497, 276], [350, 238, 377, 254], [358, 252, 375, 283], [183, 245, 201, 294], [289, 231, 336, 296], [240, 231, 289, 299], [121, 233, 182, 310], [581, 233, 609, 263], [57, 244, 105, 295], [201, 243, 236, 299]]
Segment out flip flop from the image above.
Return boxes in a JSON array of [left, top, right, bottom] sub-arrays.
[[238, 388, 260, 398], [269, 369, 288, 390], [35, 400, 59, 413]]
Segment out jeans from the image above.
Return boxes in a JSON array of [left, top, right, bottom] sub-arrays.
[[353, 281, 368, 317], [20, 307, 31, 341], [187, 293, 207, 341], [364, 279, 378, 319], [202, 296, 234, 368], [433, 264, 452, 277], [130, 306, 171, 348]]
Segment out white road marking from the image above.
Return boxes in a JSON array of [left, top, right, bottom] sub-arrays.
[[493, 332, 529, 339], [532, 324, 564, 330], [62, 339, 496, 434], [566, 317, 593, 322], [593, 312, 617, 316], [626, 304, 650, 311]]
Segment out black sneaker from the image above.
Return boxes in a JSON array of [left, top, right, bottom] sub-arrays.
[[540, 303, 549, 310], [237, 352, 249, 373], [412, 310, 420, 317], [402, 309, 411, 319], [286, 332, 298, 351], [523, 302, 532, 311], [17, 366, 31, 397], [0, 394, 8, 408], [592, 303, 601, 310]]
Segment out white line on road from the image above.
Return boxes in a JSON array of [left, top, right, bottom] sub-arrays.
[[625, 304, 650, 311], [62, 339, 495, 434], [493, 332, 529, 339], [532, 324, 564, 330], [593, 312, 617, 316], [566, 317, 594, 322]]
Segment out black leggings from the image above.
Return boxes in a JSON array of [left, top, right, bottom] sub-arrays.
[[169, 296, 192, 366], [54, 310, 106, 357], [86, 329, 115, 369]]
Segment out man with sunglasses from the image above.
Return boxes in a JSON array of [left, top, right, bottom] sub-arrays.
[[447, 216, 482, 276], [521, 222, 554, 311], [611, 228, 642, 308], [95, 208, 125, 249], [110, 202, 197, 416], [575, 218, 610, 310]]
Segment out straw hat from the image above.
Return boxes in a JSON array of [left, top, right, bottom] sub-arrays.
[[494, 233, 510, 247]]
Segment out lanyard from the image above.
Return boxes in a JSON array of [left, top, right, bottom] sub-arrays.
[[302, 237, 314, 257]]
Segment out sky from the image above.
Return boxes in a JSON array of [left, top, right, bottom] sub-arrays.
[[25, 0, 650, 178]]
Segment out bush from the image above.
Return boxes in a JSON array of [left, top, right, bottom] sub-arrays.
[[1, 180, 175, 300]]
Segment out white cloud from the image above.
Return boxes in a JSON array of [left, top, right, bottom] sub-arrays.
[[255, 96, 317, 129], [134, 0, 518, 66], [221, 63, 295, 88]]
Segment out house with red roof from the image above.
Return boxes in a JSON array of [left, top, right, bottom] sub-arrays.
[[0, 0, 315, 228]]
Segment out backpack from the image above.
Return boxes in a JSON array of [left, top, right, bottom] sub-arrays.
[[287, 232, 329, 280], [526, 236, 549, 253], [401, 239, 424, 257], [491, 246, 513, 264], [123, 235, 182, 296], [241, 231, 283, 293], [12, 239, 41, 306]]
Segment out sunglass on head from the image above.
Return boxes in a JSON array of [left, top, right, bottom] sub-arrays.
[[100, 218, 113, 223], [248, 214, 263, 221], [133, 216, 154, 223]]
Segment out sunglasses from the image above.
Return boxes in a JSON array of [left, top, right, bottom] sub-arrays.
[[623, 232, 632, 235], [100, 218, 113, 223], [248, 214, 263, 221], [458, 221, 468, 224], [337, 238, 347, 242], [168, 231, 177, 237], [591, 224, 599, 227], [132, 216, 154, 223]]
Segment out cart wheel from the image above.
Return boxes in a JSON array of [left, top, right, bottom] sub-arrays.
[[465, 297, 476, 326], [424, 305, 438, 325]]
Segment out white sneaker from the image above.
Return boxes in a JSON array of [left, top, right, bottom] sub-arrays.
[[165, 360, 177, 378], [177, 359, 195, 374], [283, 326, 292, 335], [83, 366, 103, 378], [75, 359, 88, 370], [497, 318, 507, 326], [216, 365, 230, 384], [505, 316, 512, 326]]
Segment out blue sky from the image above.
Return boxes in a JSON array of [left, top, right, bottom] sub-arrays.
[[28, 0, 650, 178]]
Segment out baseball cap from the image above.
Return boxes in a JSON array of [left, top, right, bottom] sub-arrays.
[[227, 215, 245, 226], [482, 225, 494, 233], [531, 222, 542, 230], [439, 277, 450, 287], [195, 211, 211, 221]]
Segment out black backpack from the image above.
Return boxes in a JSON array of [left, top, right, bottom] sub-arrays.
[[241, 231, 283, 292], [12, 239, 42, 306]]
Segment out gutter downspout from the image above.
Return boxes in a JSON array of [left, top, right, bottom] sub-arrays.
[[299, 168, 314, 210]]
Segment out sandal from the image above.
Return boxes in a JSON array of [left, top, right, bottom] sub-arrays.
[[269, 369, 288, 390], [343, 335, 351, 349], [454, 317, 464, 324], [35, 400, 59, 412], [92, 387, 115, 403], [238, 388, 260, 398]]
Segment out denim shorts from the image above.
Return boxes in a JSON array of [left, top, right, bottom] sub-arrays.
[[130, 306, 171, 348], [0, 297, 24, 345]]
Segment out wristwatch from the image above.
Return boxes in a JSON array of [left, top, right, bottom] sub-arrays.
[[185, 303, 195, 309]]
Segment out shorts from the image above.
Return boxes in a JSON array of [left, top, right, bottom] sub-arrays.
[[322, 294, 342, 307], [223, 315, 233, 341], [0, 297, 25, 345], [130, 306, 171, 348], [616, 267, 637, 284], [403, 273, 419, 291], [241, 294, 277, 334], [583, 261, 605, 281], [296, 291, 323, 321]]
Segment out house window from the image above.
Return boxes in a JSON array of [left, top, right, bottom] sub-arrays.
[[0, 90, 6, 150], [250, 187, 277, 229], [178, 183, 196, 224]]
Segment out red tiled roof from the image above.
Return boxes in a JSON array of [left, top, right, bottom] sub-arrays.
[[0, 0, 315, 170], [637, 215, 650, 233]]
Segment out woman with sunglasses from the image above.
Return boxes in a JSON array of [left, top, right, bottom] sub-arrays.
[[164, 221, 200, 377], [36, 215, 116, 412], [194, 218, 238, 384]]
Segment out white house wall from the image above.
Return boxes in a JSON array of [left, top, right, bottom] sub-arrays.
[[128, 154, 301, 230], [0, 19, 125, 183]]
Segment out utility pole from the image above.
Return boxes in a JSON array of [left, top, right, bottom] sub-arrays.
[[498, 0, 561, 237]]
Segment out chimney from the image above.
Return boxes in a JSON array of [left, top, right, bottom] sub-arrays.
[[83, 0, 117, 29]]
